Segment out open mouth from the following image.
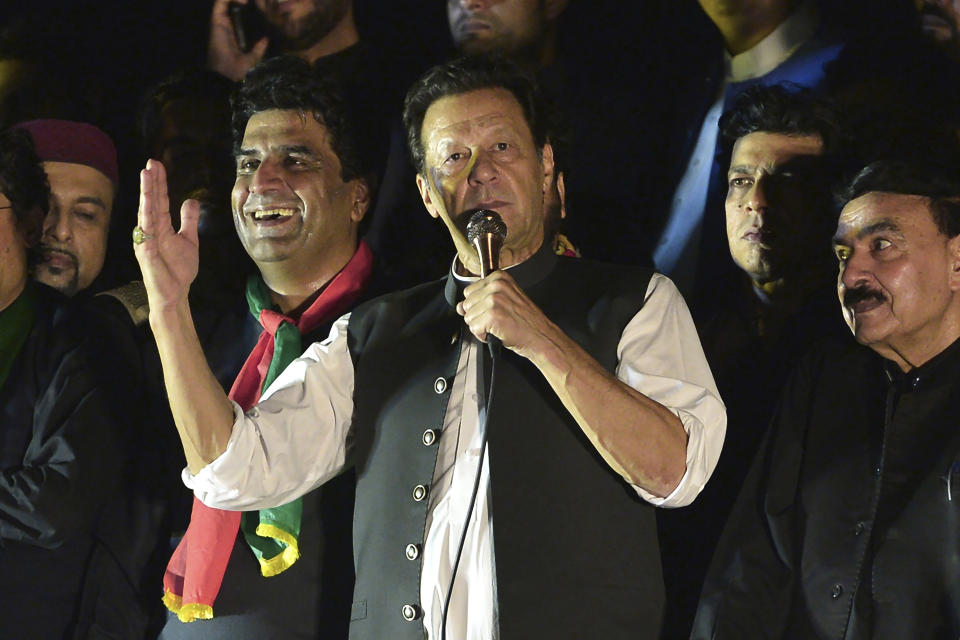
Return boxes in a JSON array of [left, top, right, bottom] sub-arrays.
[[252, 208, 296, 222]]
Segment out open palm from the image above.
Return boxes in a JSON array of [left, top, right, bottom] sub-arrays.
[[133, 159, 201, 314]]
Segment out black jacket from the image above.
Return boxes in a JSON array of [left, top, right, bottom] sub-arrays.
[[692, 337, 960, 639], [0, 284, 141, 639]]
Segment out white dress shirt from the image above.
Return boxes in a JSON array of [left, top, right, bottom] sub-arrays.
[[186, 272, 726, 639], [653, 0, 819, 295]]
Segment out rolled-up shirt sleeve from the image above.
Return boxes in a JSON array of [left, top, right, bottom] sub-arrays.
[[615, 274, 726, 508], [184, 314, 356, 510]]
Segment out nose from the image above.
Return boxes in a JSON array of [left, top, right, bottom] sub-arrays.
[[467, 150, 498, 186], [248, 157, 282, 194], [744, 177, 768, 215], [43, 207, 71, 242], [839, 247, 874, 293]]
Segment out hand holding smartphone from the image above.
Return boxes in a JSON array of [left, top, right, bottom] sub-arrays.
[[208, 0, 268, 80], [227, 1, 266, 53]]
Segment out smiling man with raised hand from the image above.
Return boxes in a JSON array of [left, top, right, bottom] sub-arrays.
[[693, 156, 960, 639], [138, 55, 725, 640], [152, 56, 376, 640]]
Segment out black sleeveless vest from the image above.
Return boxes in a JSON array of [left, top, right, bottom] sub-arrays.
[[346, 248, 662, 639]]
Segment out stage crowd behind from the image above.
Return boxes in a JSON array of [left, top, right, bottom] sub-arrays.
[[2, 0, 960, 638]]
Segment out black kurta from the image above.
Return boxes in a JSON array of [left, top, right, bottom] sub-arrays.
[[692, 336, 960, 639], [0, 284, 136, 639]]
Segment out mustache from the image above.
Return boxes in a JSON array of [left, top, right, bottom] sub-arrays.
[[40, 245, 79, 264], [844, 286, 885, 307]]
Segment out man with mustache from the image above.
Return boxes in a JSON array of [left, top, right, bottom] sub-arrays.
[[0, 126, 144, 637], [14, 119, 118, 297], [137, 55, 726, 639], [659, 83, 850, 638], [692, 157, 960, 638]]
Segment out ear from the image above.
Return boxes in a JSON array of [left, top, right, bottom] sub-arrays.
[[540, 142, 555, 198], [416, 173, 441, 220], [556, 170, 567, 219], [949, 234, 960, 291], [544, 0, 569, 21], [350, 179, 371, 223]]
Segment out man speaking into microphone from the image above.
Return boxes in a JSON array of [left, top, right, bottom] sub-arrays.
[[136, 55, 725, 640]]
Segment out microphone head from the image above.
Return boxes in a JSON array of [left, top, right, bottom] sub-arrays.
[[465, 209, 507, 243]]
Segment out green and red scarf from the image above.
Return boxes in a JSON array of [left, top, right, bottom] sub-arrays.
[[162, 241, 372, 622]]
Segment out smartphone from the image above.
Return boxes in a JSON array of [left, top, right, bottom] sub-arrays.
[[227, 1, 266, 53]]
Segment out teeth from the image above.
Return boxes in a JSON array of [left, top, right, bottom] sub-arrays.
[[253, 208, 296, 220]]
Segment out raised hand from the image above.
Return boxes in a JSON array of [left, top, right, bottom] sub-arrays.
[[207, 0, 269, 82], [133, 160, 200, 314]]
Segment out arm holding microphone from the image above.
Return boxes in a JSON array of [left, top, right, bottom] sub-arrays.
[[456, 210, 690, 498]]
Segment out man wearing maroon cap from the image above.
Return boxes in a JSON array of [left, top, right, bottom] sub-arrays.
[[15, 119, 119, 296]]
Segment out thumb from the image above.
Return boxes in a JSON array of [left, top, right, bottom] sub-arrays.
[[179, 199, 202, 246], [249, 37, 269, 62]]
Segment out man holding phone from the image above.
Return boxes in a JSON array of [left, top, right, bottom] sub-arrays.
[[207, 0, 360, 81]]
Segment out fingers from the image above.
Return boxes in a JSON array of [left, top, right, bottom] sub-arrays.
[[250, 36, 269, 62], [459, 272, 519, 342], [179, 199, 202, 246], [211, 0, 245, 24], [138, 160, 172, 235]]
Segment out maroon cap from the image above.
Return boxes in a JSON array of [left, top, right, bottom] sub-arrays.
[[14, 119, 119, 187]]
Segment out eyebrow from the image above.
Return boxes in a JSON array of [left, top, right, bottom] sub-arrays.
[[236, 144, 316, 157], [74, 196, 108, 210], [833, 219, 901, 245]]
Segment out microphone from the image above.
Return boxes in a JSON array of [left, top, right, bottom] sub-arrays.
[[465, 209, 507, 354], [466, 209, 507, 278]]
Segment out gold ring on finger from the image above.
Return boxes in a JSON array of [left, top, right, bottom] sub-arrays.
[[132, 225, 154, 245]]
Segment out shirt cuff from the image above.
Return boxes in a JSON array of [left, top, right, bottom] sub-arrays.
[[181, 399, 250, 507], [633, 406, 712, 508]]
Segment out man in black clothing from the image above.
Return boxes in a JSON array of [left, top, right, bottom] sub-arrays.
[[659, 84, 850, 639], [692, 157, 960, 638], [0, 128, 140, 637]]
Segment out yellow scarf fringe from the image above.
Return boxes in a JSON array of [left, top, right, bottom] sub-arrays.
[[162, 590, 214, 622], [255, 522, 301, 577]]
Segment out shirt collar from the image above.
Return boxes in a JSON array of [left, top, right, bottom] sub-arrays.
[[883, 334, 960, 390], [444, 241, 558, 307], [726, 1, 819, 82]]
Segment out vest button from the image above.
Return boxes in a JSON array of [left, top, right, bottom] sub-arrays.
[[830, 583, 843, 599], [401, 604, 421, 621], [434, 377, 448, 394], [405, 543, 421, 561], [412, 484, 429, 502], [854, 521, 865, 536], [422, 429, 438, 446]]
